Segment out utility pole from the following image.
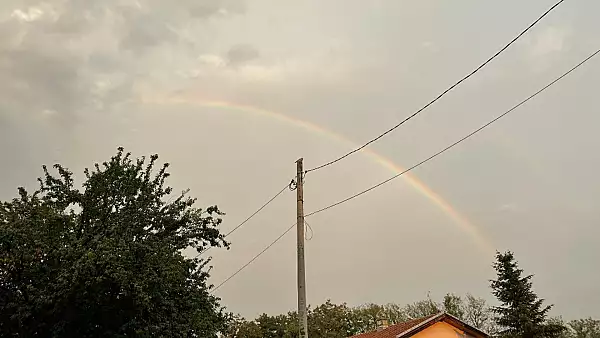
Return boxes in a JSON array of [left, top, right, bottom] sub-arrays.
[[296, 158, 308, 338]]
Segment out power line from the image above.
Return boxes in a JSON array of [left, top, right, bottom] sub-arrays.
[[306, 47, 600, 217], [211, 222, 296, 292], [223, 183, 291, 238], [195, 182, 290, 258], [211, 47, 600, 291], [306, 0, 566, 173]]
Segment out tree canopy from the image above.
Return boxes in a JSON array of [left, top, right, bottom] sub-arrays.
[[224, 293, 496, 338], [0, 148, 229, 337]]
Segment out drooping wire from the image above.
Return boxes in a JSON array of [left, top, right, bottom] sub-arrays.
[[195, 182, 290, 258], [305, 0, 566, 174], [211, 222, 296, 293], [223, 184, 289, 239], [304, 220, 314, 241], [306, 47, 600, 218], [209, 46, 600, 292]]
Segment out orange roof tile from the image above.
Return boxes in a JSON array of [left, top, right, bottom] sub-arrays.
[[349, 313, 441, 338]]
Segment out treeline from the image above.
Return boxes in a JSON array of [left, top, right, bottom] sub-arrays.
[[224, 295, 600, 338], [224, 293, 496, 337], [225, 251, 600, 338]]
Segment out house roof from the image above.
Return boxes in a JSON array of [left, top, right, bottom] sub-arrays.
[[348, 312, 489, 338]]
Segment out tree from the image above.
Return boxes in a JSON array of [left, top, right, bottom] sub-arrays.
[[547, 317, 600, 338], [256, 313, 295, 338], [379, 303, 408, 325], [463, 294, 498, 335], [308, 300, 362, 338], [490, 251, 565, 338], [308, 300, 356, 338], [0, 148, 229, 337], [223, 314, 255, 338], [350, 303, 385, 333], [569, 318, 600, 338], [443, 293, 465, 319], [403, 295, 441, 320], [231, 319, 263, 338]]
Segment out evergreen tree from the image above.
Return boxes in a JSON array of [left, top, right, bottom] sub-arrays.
[[490, 251, 565, 338]]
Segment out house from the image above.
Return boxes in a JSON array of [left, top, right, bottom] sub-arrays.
[[348, 312, 489, 338]]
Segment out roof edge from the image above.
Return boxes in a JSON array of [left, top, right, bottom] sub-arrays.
[[395, 312, 489, 338], [394, 312, 444, 338]]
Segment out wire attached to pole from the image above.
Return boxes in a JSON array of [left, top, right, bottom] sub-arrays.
[[209, 46, 600, 292], [195, 181, 290, 258]]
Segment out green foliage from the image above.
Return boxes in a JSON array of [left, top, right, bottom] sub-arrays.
[[403, 296, 441, 320], [349, 298, 440, 334], [223, 252, 593, 338], [0, 148, 229, 337], [568, 318, 600, 338], [464, 294, 499, 335], [552, 317, 600, 338], [490, 251, 566, 338], [350, 303, 386, 332], [225, 294, 498, 337], [308, 300, 356, 338], [350, 302, 409, 332], [443, 293, 465, 320]]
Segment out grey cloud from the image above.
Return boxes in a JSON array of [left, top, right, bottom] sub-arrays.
[[187, 0, 246, 18], [118, 13, 177, 53], [0, 21, 88, 124], [114, 0, 246, 52], [0, 0, 245, 125], [226, 44, 260, 66]]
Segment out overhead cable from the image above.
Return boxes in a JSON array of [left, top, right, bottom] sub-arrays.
[[211, 46, 600, 291], [211, 222, 296, 292], [196, 182, 289, 258], [306, 48, 600, 217], [306, 0, 566, 173]]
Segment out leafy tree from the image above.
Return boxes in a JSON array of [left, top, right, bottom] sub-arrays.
[[256, 313, 296, 338], [568, 318, 600, 338], [464, 294, 490, 329], [227, 312, 296, 338], [548, 317, 600, 338], [379, 303, 408, 325], [554, 318, 600, 338], [443, 293, 465, 319], [490, 251, 565, 338], [308, 300, 356, 338], [223, 314, 254, 338], [235, 322, 263, 338], [403, 295, 440, 320], [0, 148, 229, 337], [350, 303, 385, 333], [549, 317, 572, 338], [463, 294, 498, 335]]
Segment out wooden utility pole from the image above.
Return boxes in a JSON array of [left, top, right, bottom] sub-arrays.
[[296, 158, 308, 338]]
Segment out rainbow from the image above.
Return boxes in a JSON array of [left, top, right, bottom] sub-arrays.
[[140, 92, 495, 254]]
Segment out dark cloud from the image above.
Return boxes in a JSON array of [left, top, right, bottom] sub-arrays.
[[0, 0, 246, 125], [0, 20, 88, 123], [226, 44, 260, 66], [118, 13, 177, 53]]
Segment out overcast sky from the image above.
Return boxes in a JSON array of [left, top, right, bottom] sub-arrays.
[[1, 0, 599, 320]]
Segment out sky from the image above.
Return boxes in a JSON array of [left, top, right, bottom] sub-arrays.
[[1, 0, 599, 321]]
